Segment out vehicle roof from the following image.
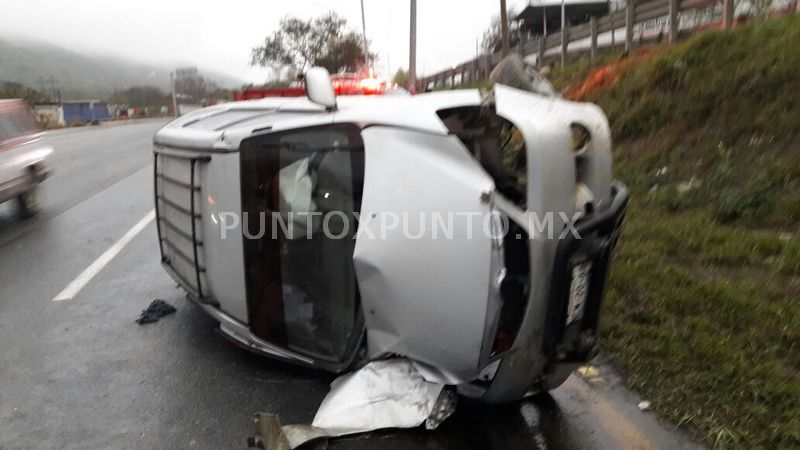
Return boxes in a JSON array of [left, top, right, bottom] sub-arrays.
[[153, 90, 483, 151], [0, 99, 28, 113]]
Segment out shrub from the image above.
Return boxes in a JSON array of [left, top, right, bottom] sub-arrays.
[[715, 187, 776, 223]]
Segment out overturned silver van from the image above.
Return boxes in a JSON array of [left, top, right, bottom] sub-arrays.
[[152, 67, 628, 404]]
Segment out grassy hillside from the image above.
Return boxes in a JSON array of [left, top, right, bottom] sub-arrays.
[[0, 38, 243, 99], [551, 16, 800, 448]]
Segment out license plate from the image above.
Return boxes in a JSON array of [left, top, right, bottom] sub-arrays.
[[566, 262, 592, 325]]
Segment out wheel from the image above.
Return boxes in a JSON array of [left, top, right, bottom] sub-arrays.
[[16, 174, 40, 219], [489, 54, 559, 97]]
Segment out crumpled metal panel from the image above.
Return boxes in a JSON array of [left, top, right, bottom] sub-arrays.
[[251, 359, 452, 449], [481, 84, 614, 403], [312, 359, 445, 433], [354, 127, 496, 383], [494, 84, 612, 210]]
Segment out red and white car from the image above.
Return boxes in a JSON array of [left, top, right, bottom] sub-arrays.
[[0, 99, 52, 217]]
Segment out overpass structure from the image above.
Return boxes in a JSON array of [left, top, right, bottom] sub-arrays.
[[419, 0, 727, 91]]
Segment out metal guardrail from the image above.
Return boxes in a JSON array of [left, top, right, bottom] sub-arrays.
[[419, 0, 729, 90]]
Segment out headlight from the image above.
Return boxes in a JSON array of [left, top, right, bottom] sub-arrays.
[[570, 123, 591, 154]]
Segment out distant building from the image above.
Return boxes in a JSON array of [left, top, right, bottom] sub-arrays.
[[517, 0, 611, 36], [61, 101, 111, 126], [33, 103, 63, 128]]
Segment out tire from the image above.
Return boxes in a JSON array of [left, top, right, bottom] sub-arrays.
[[490, 55, 531, 91], [489, 54, 560, 98], [16, 173, 40, 219]]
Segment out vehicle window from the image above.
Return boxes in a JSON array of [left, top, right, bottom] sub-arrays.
[[13, 110, 39, 133], [240, 124, 365, 362], [0, 116, 12, 142], [0, 109, 38, 141]]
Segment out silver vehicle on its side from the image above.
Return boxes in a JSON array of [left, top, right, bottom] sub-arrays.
[[0, 99, 52, 217], [152, 67, 627, 403]]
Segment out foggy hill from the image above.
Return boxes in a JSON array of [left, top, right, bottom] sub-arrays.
[[0, 37, 244, 100]]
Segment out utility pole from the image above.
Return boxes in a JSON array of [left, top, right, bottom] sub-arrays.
[[37, 77, 47, 99], [48, 77, 57, 103], [500, 0, 511, 57], [561, 0, 567, 67], [171, 72, 179, 117], [360, 0, 370, 73], [409, 0, 417, 93], [722, 0, 735, 29], [668, 0, 679, 43]]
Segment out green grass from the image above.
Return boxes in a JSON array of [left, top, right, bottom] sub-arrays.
[[579, 18, 800, 144], [603, 205, 800, 448], [548, 16, 800, 449]]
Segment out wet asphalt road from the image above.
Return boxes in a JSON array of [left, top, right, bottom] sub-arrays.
[[0, 120, 702, 449]]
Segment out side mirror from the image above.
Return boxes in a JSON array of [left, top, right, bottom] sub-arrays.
[[305, 67, 337, 110]]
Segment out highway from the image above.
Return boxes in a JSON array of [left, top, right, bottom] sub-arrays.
[[0, 120, 702, 449]]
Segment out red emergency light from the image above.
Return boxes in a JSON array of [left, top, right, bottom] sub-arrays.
[[233, 74, 391, 101]]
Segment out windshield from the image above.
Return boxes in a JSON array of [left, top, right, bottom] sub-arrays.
[[240, 123, 365, 362], [0, 106, 39, 142]]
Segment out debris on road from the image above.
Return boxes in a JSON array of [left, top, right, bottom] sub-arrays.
[[585, 376, 607, 387], [135, 299, 176, 324], [249, 359, 454, 449], [577, 365, 600, 378], [638, 400, 652, 411], [248, 414, 301, 450], [425, 388, 458, 430], [577, 365, 607, 386]]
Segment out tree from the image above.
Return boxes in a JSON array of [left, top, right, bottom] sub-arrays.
[[393, 68, 409, 87], [316, 32, 373, 73], [110, 86, 169, 108], [172, 76, 231, 106], [251, 12, 373, 77], [0, 81, 48, 106], [481, 7, 520, 54]]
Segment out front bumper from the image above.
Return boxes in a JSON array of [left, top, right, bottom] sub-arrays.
[[542, 181, 629, 363], [480, 181, 628, 403]]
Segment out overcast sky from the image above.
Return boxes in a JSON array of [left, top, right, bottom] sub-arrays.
[[0, 0, 530, 84]]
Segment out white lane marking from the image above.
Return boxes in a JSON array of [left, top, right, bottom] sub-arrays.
[[52, 210, 155, 302]]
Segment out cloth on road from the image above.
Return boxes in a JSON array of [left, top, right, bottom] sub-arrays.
[[136, 299, 176, 324]]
